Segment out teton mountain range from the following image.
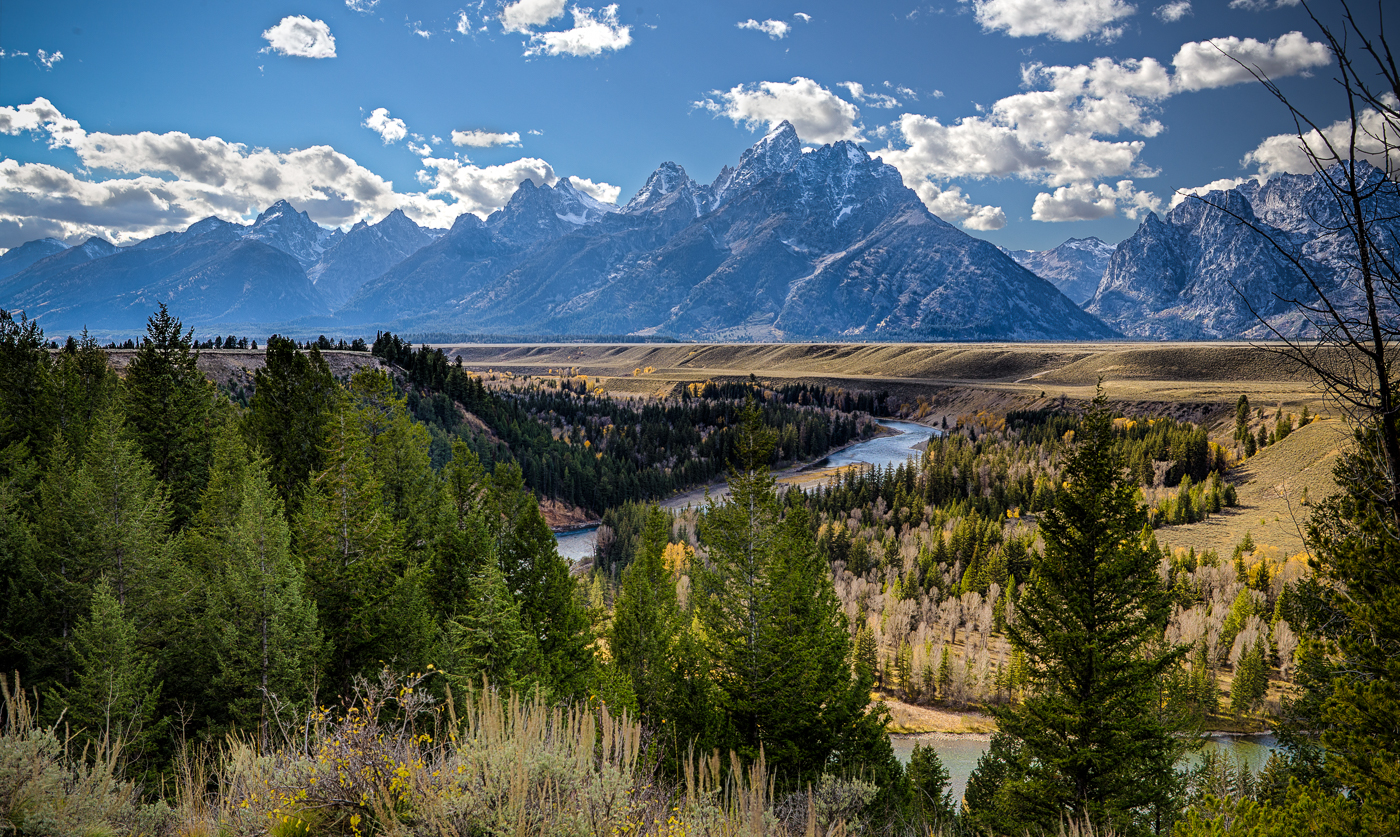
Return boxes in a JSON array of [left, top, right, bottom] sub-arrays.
[[1, 127, 1388, 341]]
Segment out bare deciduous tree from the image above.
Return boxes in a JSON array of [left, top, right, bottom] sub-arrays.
[[1193, 0, 1400, 531]]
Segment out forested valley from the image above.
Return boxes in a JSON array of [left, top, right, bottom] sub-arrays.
[[1, 305, 1397, 837]]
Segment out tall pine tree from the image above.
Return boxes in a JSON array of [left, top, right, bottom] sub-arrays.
[[53, 578, 163, 772], [610, 506, 680, 718], [298, 396, 432, 693], [974, 390, 1185, 836], [210, 458, 322, 748], [245, 335, 337, 517], [695, 401, 894, 788], [122, 304, 215, 529]]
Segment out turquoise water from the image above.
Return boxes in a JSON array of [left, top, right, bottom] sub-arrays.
[[889, 735, 991, 804], [821, 419, 935, 471], [554, 525, 600, 562], [891, 733, 1280, 808], [552, 419, 937, 560]]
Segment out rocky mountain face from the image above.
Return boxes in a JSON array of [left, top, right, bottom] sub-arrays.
[[1, 122, 1117, 340], [1006, 237, 1114, 305], [244, 200, 344, 269], [0, 238, 69, 282], [343, 122, 1116, 340], [1086, 163, 1396, 339], [0, 203, 440, 332], [309, 209, 442, 310]]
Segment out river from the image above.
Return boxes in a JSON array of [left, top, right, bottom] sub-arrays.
[[552, 419, 937, 562], [890, 733, 1280, 807], [555, 422, 1279, 802]]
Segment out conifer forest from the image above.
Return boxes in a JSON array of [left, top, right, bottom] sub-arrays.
[[0, 297, 1397, 837]]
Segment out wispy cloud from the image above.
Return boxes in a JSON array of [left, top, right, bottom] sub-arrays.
[[736, 19, 790, 39], [523, 4, 631, 57], [698, 76, 863, 144], [452, 129, 523, 147]]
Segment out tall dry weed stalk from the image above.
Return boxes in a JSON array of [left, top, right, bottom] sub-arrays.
[[0, 672, 163, 835], [2, 667, 879, 837]]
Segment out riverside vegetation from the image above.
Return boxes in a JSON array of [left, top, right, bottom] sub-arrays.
[[0, 305, 1396, 836]]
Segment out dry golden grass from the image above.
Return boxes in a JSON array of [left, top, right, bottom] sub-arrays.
[[1155, 418, 1351, 557], [882, 700, 996, 735], [436, 342, 1334, 428]]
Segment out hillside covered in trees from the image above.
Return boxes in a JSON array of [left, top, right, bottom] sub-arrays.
[[0, 305, 1396, 837], [370, 331, 884, 514]]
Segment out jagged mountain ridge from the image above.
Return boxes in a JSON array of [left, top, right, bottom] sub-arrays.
[[3, 122, 1116, 339], [0, 205, 440, 331], [1086, 163, 1396, 339], [0, 238, 70, 282], [342, 123, 1117, 340], [1005, 237, 1115, 306]]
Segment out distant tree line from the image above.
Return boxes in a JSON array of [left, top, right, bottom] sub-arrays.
[[371, 332, 884, 514]]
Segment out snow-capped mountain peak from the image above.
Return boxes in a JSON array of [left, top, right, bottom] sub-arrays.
[[711, 120, 803, 207], [244, 198, 342, 268], [552, 178, 621, 225]]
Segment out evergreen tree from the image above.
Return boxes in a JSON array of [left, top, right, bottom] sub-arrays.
[[695, 401, 894, 787], [33, 439, 96, 687], [123, 304, 215, 528], [488, 463, 594, 700], [908, 742, 956, 826], [1230, 638, 1268, 716], [442, 558, 532, 692], [74, 407, 169, 611], [297, 397, 422, 693], [209, 458, 322, 748], [1304, 428, 1400, 833], [964, 731, 1032, 834], [610, 506, 679, 718], [50, 330, 119, 460], [347, 368, 440, 562], [0, 449, 43, 683], [428, 441, 491, 618], [855, 626, 879, 686], [975, 390, 1186, 835], [53, 578, 162, 771], [0, 309, 56, 458], [245, 335, 337, 517]]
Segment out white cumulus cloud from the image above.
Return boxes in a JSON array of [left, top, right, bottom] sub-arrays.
[[1170, 177, 1248, 207], [877, 56, 1169, 192], [452, 129, 523, 147], [700, 77, 862, 145], [873, 53, 1185, 224], [261, 15, 337, 58], [1031, 179, 1159, 221], [737, 19, 790, 39], [501, 0, 567, 32], [363, 108, 408, 144], [567, 175, 621, 204], [973, 0, 1136, 42], [1243, 99, 1400, 178], [1172, 31, 1329, 91], [1154, 1, 1191, 21], [914, 182, 1007, 230], [0, 97, 620, 248], [524, 4, 632, 57]]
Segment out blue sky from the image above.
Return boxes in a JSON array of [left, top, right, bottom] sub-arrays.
[[0, 0, 1366, 252]]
